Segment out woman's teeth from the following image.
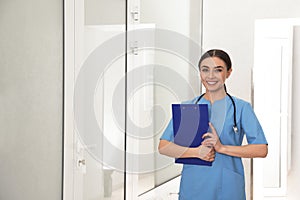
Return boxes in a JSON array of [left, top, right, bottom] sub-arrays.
[[207, 81, 217, 85]]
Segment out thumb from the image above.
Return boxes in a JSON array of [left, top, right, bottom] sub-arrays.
[[209, 122, 217, 135], [208, 122, 216, 132]]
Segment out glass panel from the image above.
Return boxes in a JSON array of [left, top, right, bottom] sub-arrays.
[[74, 0, 126, 199], [127, 0, 203, 197]]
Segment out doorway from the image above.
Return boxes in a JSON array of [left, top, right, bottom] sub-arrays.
[[64, 0, 203, 199]]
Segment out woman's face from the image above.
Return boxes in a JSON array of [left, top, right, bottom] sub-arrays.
[[199, 56, 232, 93]]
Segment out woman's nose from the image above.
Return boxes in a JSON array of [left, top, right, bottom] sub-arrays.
[[208, 70, 215, 78]]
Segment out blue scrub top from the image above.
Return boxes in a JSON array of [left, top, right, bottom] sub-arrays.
[[160, 95, 267, 200]]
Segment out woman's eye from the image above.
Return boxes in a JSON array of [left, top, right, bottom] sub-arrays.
[[201, 68, 209, 72], [215, 69, 223, 73]]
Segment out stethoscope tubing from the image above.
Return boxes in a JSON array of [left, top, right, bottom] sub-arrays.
[[195, 93, 238, 133]]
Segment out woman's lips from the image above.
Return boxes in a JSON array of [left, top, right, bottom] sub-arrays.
[[207, 81, 218, 85]]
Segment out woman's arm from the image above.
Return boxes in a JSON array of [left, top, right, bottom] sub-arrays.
[[158, 139, 215, 162], [215, 143, 268, 158], [202, 123, 268, 158]]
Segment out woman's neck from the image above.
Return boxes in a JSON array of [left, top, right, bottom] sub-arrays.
[[203, 90, 227, 104]]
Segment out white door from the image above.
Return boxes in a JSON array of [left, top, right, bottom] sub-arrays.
[[64, 0, 127, 199], [253, 19, 300, 200], [64, 0, 203, 199]]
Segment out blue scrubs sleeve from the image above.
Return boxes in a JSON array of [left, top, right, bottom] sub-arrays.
[[160, 119, 174, 142], [241, 102, 268, 144]]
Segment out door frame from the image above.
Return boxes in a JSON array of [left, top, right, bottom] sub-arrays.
[[63, 0, 76, 199], [63, 0, 144, 199]]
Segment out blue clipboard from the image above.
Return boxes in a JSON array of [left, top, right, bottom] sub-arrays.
[[172, 104, 212, 166]]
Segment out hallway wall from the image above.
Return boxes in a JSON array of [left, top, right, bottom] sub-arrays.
[[0, 0, 63, 199], [203, 0, 300, 101]]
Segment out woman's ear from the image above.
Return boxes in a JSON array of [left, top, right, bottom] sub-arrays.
[[226, 68, 233, 78]]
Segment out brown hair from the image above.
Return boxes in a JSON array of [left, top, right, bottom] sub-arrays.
[[198, 49, 232, 71]]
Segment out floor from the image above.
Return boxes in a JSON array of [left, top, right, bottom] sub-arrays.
[[103, 175, 180, 200]]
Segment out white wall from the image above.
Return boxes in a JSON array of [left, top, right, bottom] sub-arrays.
[[0, 0, 63, 199], [84, 0, 125, 25], [203, 0, 300, 101]]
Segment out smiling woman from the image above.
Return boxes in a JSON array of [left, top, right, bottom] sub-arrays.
[[158, 49, 268, 200], [198, 50, 232, 97]]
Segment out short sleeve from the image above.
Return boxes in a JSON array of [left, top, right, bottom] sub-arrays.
[[241, 102, 268, 145], [160, 119, 174, 142]]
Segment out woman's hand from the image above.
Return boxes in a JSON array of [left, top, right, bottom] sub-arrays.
[[159, 139, 215, 161], [202, 122, 224, 152], [200, 123, 268, 158], [197, 145, 215, 162]]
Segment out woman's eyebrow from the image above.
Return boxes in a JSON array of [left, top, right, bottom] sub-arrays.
[[200, 65, 209, 68], [214, 66, 225, 69], [200, 65, 225, 68]]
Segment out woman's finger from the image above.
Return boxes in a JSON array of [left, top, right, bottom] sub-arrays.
[[202, 132, 213, 139], [202, 138, 215, 144], [207, 150, 215, 157], [209, 122, 217, 134]]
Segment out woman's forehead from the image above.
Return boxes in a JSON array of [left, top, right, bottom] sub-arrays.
[[200, 57, 226, 67]]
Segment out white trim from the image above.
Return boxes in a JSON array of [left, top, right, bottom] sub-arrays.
[[63, 0, 75, 199]]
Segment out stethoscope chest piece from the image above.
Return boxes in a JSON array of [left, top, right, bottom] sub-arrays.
[[233, 126, 238, 133]]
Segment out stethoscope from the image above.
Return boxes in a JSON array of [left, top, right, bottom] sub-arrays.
[[195, 92, 238, 133]]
